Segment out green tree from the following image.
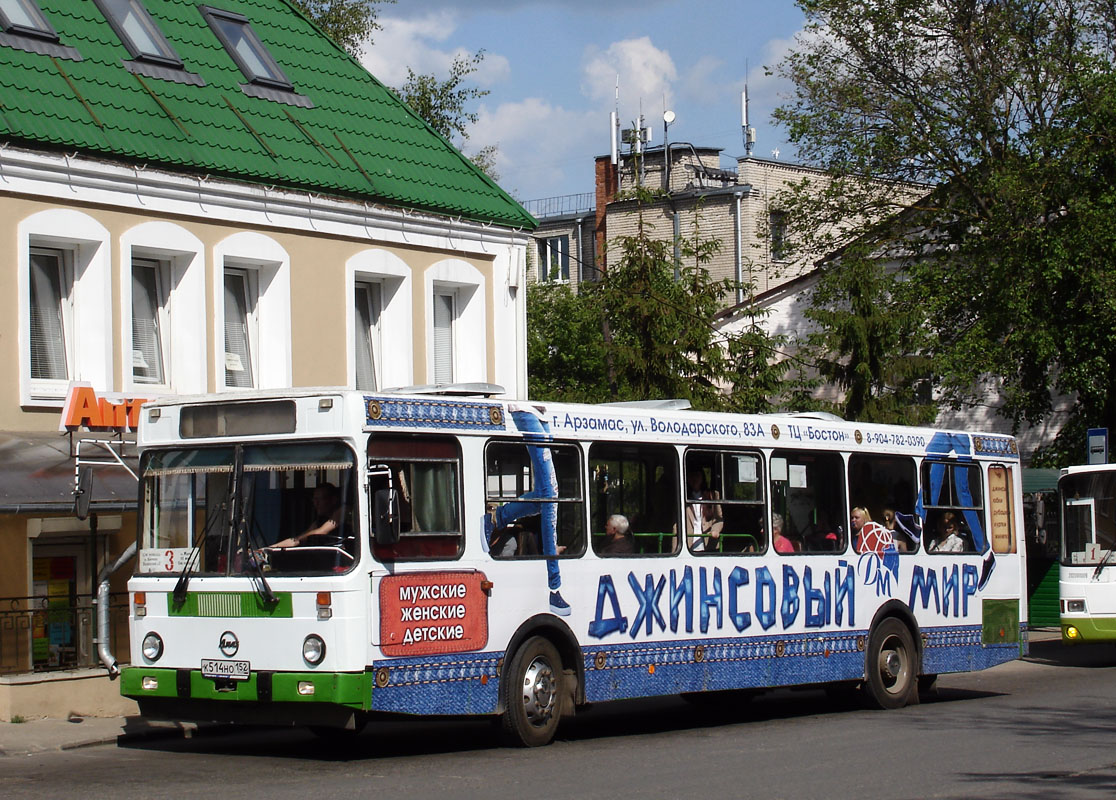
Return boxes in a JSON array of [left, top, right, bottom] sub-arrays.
[[527, 189, 800, 410], [292, 0, 393, 57], [394, 52, 499, 178], [774, 0, 1116, 457], [526, 283, 611, 404]]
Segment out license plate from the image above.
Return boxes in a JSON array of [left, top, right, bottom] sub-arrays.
[[201, 658, 250, 680]]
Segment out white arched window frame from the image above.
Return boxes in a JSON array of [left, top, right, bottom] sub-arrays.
[[119, 222, 206, 394], [17, 209, 112, 406], [424, 258, 486, 385], [345, 249, 412, 391], [212, 233, 291, 391]]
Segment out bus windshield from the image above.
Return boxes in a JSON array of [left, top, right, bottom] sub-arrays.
[[138, 441, 358, 577], [1060, 471, 1116, 566]]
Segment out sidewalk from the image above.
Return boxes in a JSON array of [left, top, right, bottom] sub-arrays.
[[0, 715, 208, 757]]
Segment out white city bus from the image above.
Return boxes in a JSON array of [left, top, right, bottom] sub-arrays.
[[121, 387, 1027, 746], [1058, 464, 1116, 643]]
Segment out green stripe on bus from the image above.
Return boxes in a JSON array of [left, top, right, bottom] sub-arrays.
[[167, 592, 293, 617], [121, 666, 371, 709]]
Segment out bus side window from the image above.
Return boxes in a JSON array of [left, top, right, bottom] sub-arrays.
[[368, 436, 463, 561], [484, 440, 586, 560], [848, 454, 918, 553], [684, 449, 766, 555], [922, 461, 984, 554], [770, 449, 846, 554], [589, 443, 679, 556]]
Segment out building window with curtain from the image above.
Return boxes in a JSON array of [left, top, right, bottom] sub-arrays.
[[28, 246, 71, 381], [537, 235, 570, 282], [354, 280, 381, 390], [432, 291, 455, 384], [223, 269, 256, 389], [131, 257, 168, 385]]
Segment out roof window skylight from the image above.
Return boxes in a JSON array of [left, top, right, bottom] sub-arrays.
[[201, 6, 292, 90], [0, 0, 59, 41], [95, 0, 181, 66]]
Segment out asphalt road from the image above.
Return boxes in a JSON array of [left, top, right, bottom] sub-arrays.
[[4, 639, 1116, 800]]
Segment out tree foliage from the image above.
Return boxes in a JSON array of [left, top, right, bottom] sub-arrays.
[[395, 52, 489, 143], [528, 189, 802, 411], [292, 0, 392, 57], [775, 0, 1116, 459]]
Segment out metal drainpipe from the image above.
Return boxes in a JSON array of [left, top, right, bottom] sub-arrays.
[[672, 198, 681, 281], [95, 539, 137, 677], [734, 191, 744, 304]]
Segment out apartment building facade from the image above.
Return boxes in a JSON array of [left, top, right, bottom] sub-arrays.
[[0, 0, 534, 711]]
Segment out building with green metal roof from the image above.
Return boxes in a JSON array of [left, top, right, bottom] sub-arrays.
[[0, 0, 535, 698]]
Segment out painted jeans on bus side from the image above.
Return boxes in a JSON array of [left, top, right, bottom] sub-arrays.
[[494, 409, 561, 592]]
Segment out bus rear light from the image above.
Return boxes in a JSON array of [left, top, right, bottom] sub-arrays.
[[298, 681, 316, 695], [141, 676, 159, 691]]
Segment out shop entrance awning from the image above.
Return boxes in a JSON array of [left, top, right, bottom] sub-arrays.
[[0, 432, 139, 512]]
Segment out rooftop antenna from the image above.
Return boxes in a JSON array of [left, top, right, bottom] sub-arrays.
[[610, 74, 619, 165], [742, 79, 756, 157]]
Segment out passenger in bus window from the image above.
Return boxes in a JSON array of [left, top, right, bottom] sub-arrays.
[[686, 469, 723, 552], [852, 506, 895, 555], [772, 513, 796, 553], [600, 514, 634, 555], [929, 511, 966, 553]]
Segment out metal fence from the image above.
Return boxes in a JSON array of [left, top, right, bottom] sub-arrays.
[[521, 192, 596, 219], [0, 593, 130, 675]]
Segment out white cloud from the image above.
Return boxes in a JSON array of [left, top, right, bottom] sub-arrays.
[[582, 37, 677, 124], [359, 13, 510, 88], [468, 99, 601, 200]]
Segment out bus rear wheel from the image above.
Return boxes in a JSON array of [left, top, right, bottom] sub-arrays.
[[501, 636, 563, 747], [864, 618, 917, 709]]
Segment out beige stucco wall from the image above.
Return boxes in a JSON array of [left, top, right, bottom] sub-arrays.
[[0, 192, 498, 432]]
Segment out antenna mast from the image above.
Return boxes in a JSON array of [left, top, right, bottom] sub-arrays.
[[742, 83, 756, 157]]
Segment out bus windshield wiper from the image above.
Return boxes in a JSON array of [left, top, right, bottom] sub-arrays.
[[238, 488, 276, 606], [172, 494, 225, 606], [1093, 543, 1115, 580]]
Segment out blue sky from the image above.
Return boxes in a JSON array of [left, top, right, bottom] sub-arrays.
[[360, 1, 807, 203]]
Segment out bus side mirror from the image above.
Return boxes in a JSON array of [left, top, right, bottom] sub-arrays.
[[373, 488, 400, 544]]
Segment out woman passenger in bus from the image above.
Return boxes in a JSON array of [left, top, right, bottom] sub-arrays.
[[929, 511, 966, 553], [852, 506, 895, 554], [686, 469, 723, 552], [772, 513, 796, 553]]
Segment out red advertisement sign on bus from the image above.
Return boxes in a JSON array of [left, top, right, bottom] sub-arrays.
[[379, 571, 489, 656]]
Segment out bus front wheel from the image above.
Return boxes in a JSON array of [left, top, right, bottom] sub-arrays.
[[864, 618, 917, 709], [501, 635, 563, 747]]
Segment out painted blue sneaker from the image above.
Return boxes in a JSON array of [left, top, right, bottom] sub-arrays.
[[978, 551, 996, 590], [549, 590, 571, 616]]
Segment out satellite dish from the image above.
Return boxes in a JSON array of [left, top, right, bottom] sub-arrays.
[[74, 466, 93, 521], [663, 110, 676, 124]]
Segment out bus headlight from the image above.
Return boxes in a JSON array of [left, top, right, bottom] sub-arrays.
[[142, 632, 164, 662], [1067, 599, 1086, 612], [303, 634, 326, 666]]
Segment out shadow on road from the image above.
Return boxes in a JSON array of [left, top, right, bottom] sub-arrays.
[[1025, 638, 1116, 668], [119, 682, 1004, 762]]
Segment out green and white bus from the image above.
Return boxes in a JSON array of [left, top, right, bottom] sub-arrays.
[[121, 387, 1027, 746]]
